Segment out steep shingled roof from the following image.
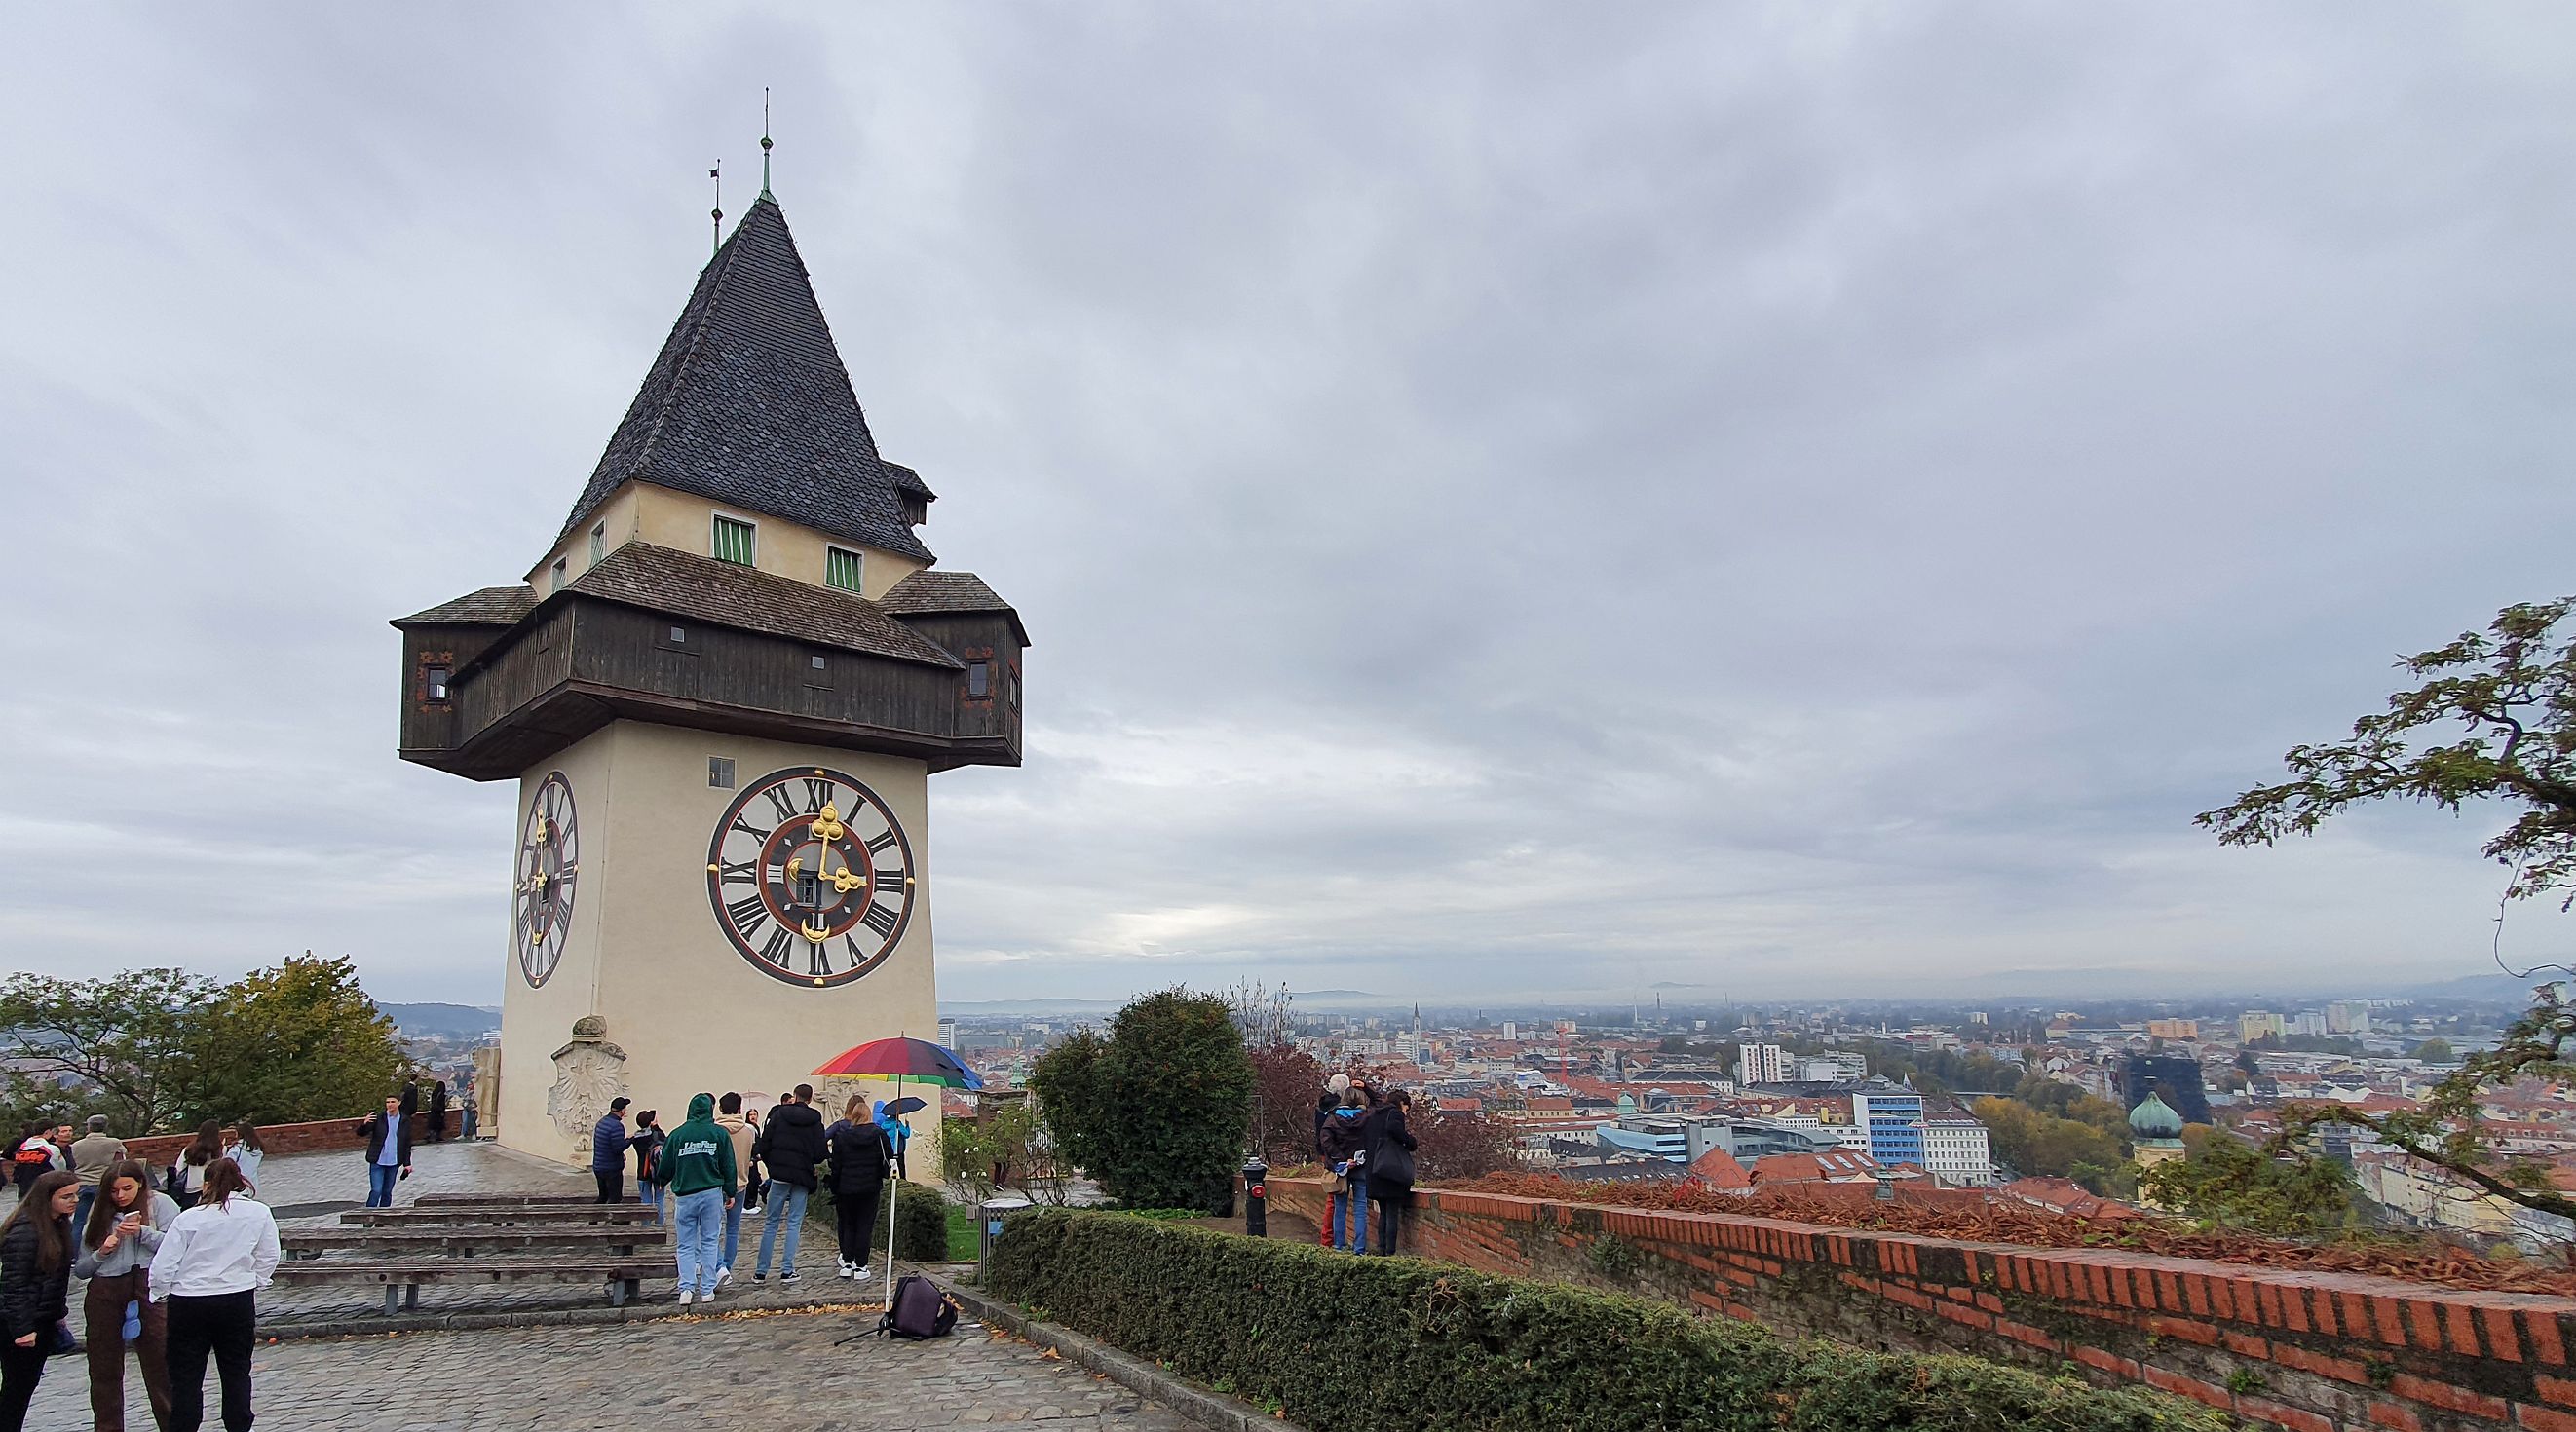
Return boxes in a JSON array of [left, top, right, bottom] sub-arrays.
[[878, 569, 1029, 646], [556, 195, 935, 563], [566, 543, 961, 669], [393, 586, 540, 626]]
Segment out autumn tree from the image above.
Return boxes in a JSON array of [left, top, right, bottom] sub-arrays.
[[0, 968, 211, 1134], [2201, 598, 2576, 1222], [2139, 1133, 2354, 1235]]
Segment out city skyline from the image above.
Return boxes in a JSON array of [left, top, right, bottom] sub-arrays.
[[6, 8, 2576, 1004]]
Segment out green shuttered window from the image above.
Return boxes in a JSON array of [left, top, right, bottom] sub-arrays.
[[826, 546, 863, 593], [712, 515, 756, 566]]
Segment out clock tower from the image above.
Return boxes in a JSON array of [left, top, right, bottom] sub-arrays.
[[391, 193, 1026, 1171]]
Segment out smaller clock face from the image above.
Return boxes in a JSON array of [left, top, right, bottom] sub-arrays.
[[705, 766, 917, 988], [513, 773, 578, 987]]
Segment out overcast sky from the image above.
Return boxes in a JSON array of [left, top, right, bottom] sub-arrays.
[[4, 6, 2574, 1007]]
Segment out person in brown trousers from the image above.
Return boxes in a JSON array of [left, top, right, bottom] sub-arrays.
[[73, 1160, 177, 1431]]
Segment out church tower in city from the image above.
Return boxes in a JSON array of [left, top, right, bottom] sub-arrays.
[[391, 191, 1026, 1167]]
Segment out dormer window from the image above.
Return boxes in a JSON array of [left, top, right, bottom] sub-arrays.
[[900, 496, 928, 526], [550, 557, 568, 591], [424, 665, 451, 703], [825, 546, 864, 594], [712, 514, 757, 566], [588, 523, 606, 564]]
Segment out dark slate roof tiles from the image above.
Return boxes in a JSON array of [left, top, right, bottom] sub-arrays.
[[566, 543, 962, 669], [556, 195, 936, 564], [392, 586, 540, 627]]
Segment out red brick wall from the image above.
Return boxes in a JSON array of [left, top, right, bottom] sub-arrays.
[[1260, 1174, 2575, 1432], [121, 1112, 459, 1169]]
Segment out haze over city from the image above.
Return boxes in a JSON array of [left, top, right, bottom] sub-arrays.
[[6, 6, 2576, 1004]]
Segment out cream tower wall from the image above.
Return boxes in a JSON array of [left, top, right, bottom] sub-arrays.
[[523, 482, 928, 601], [496, 719, 942, 1182]]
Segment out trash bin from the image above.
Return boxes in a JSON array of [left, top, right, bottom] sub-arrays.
[[977, 1195, 1032, 1279]]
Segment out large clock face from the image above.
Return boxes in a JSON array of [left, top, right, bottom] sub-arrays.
[[705, 766, 918, 988], [513, 773, 578, 988]]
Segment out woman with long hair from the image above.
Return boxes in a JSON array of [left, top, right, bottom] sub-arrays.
[[219, 1124, 262, 1192], [76, 1159, 177, 1431], [173, 1122, 221, 1212], [0, 1170, 77, 1429], [148, 1158, 276, 1432], [1363, 1089, 1419, 1257]]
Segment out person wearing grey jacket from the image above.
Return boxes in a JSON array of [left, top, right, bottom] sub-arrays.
[[74, 1159, 177, 1432]]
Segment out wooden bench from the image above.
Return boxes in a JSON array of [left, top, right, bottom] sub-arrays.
[[282, 1226, 668, 1261], [269, 1258, 660, 1316], [339, 1205, 661, 1226], [413, 1192, 604, 1207]]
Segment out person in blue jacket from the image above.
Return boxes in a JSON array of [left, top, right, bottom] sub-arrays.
[[873, 1101, 913, 1181], [591, 1098, 634, 1204]]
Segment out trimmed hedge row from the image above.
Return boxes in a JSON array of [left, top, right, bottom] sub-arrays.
[[985, 1210, 2228, 1432]]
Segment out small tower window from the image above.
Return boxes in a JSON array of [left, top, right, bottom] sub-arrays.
[[550, 557, 568, 591], [708, 756, 736, 789], [588, 523, 606, 564], [712, 514, 757, 566], [424, 666, 452, 702], [825, 546, 864, 593], [966, 660, 991, 698]]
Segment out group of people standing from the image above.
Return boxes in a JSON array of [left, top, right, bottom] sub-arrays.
[[589, 1085, 910, 1302], [0, 1121, 281, 1432], [1314, 1074, 1419, 1257]]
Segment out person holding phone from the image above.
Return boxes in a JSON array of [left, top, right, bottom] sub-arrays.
[[354, 1097, 412, 1208], [75, 1159, 178, 1431]]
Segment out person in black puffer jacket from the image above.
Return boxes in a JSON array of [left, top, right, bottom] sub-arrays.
[[0, 1170, 76, 1429], [1363, 1090, 1419, 1257], [826, 1101, 893, 1281], [750, 1085, 827, 1283]]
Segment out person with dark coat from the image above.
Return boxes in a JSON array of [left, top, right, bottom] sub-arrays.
[[629, 1111, 666, 1224], [1318, 1091, 1372, 1254], [590, 1099, 634, 1203], [427, 1081, 449, 1143], [353, 1096, 412, 1209], [750, 1085, 826, 1284], [1363, 1090, 1419, 1257], [827, 1101, 893, 1282], [0, 1171, 76, 1430]]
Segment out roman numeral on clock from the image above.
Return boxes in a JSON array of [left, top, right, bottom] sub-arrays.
[[717, 857, 758, 884], [764, 786, 801, 823], [860, 899, 900, 939], [729, 814, 770, 841], [760, 926, 795, 967], [725, 893, 771, 939], [808, 939, 833, 976], [805, 778, 835, 812], [864, 830, 897, 855]]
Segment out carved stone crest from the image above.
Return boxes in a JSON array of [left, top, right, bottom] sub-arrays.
[[547, 1017, 627, 1164]]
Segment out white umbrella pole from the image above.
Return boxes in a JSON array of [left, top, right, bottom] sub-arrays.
[[883, 1073, 902, 1310]]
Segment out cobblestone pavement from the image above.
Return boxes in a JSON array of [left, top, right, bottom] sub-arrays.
[[28, 1303, 1201, 1431]]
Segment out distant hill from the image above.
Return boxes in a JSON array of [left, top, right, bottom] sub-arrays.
[[378, 1003, 502, 1039]]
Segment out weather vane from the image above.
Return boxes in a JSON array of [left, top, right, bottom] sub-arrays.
[[761, 88, 775, 198], [709, 162, 723, 254]]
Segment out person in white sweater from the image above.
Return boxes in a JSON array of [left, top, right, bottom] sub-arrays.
[[147, 1159, 277, 1432]]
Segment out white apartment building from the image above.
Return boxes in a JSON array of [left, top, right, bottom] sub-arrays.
[[1737, 1043, 1792, 1085], [1922, 1117, 1996, 1187], [2239, 1011, 2285, 1041]]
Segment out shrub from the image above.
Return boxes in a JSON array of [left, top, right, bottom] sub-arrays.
[[986, 1210, 2227, 1432], [895, 1181, 949, 1262], [1030, 988, 1255, 1212]]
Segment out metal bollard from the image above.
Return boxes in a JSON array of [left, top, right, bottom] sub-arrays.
[[1242, 1155, 1269, 1237]]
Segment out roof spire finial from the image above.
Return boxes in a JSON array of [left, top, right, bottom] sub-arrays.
[[760, 88, 775, 198], [709, 162, 723, 256]]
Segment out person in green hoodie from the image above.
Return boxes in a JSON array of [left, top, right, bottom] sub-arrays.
[[660, 1094, 738, 1306]]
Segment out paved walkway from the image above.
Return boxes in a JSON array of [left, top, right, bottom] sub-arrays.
[[31, 1139, 1199, 1430], [27, 1301, 1198, 1431]]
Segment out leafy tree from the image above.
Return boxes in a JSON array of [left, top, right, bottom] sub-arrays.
[[1028, 989, 1255, 1212], [2412, 1038, 2456, 1064], [186, 955, 407, 1124], [1413, 1104, 1516, 1180], [0, 968, 216, 1134], [1972, 1096, 2129, 1183], [2233, 1049, 2261, 1078], [2203, 597, 2576, 1223], [941, 1098, 1049, 1204], [2139, 1132, 2354, 1234]]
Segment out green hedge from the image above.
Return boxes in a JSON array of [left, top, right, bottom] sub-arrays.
[[985, 1210, 2226, 1432]]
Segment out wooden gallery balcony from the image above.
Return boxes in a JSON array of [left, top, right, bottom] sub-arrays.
[[392, 544, 1025, 780]]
